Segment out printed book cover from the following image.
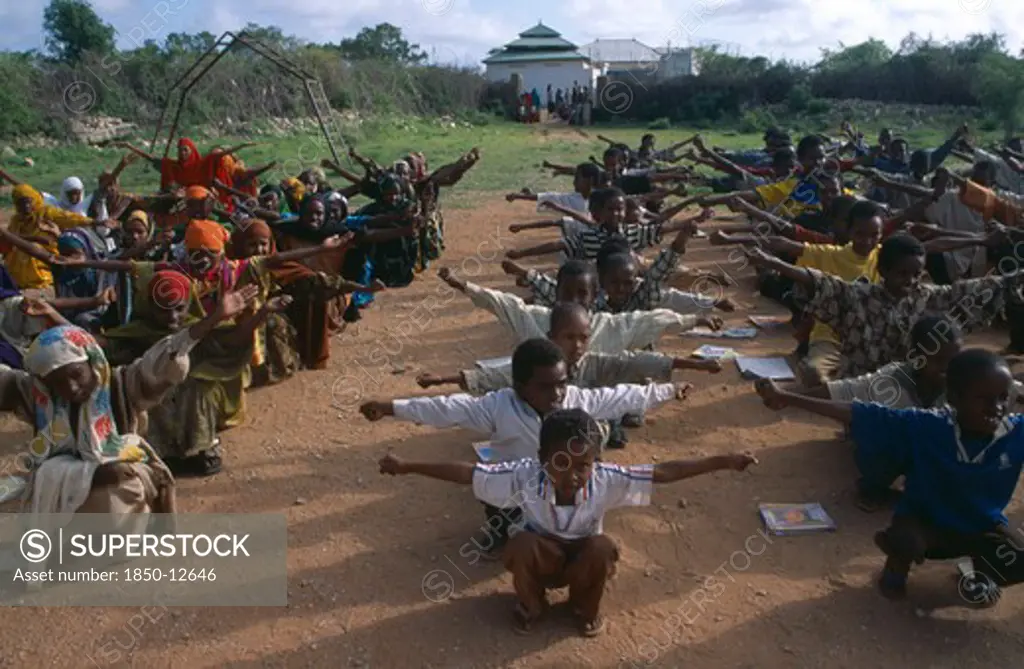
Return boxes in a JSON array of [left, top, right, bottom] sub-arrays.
[[735, 356, 796, 381], [473, 441, 496, 462], [759, 503, 836, 535], [693, 345, 737, 360]]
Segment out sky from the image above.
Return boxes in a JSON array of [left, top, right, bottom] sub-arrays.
[[1, 0, 1022, 67]]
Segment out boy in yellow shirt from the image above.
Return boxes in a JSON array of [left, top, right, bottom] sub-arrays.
[[757, 200, 884, 385]]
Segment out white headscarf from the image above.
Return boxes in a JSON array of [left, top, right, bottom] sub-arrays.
[[58, 176, 92, 216]]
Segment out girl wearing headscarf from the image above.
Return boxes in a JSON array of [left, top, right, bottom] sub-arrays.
[[229, 219, 299, 385], [0, 286, 257, 516], [357, 174, 421, 287], [280, 177, 306, 214], [101, 270, 275, 476], [41, 176, 95, 216], [270, 197, 390, 368], [409, 148, 480, 272], [52, 230, 119, 332], [2, 184, 98, 294], [0, 267, 47, 369]]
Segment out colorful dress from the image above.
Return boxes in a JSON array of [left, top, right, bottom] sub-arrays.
[[0, 325, 189, 515]]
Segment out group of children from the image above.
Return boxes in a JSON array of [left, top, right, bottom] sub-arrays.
[[0, 137, 478, 518], [373, 123, 1024, 636], [4, 121, 1024, 638]]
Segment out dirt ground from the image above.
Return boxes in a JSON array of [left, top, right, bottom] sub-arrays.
[[1, 197, 1023, 668]]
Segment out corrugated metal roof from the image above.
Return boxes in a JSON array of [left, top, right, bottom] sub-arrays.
[[484, 51, 590, 64], [520, 23, 562, 38], [580, 39, 661, 64], [504, 37, 578, 50]]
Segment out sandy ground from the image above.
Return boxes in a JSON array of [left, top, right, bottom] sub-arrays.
[[0, 197, 1023, 668]]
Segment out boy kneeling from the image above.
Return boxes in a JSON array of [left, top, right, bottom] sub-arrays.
[[757, 349, 1024, 606], [379, 408, 755, 636]]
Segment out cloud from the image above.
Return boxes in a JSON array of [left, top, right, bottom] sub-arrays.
[[0, 0, 1019, 67]]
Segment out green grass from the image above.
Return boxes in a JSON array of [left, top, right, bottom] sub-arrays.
[[0, 116, 997, 213]]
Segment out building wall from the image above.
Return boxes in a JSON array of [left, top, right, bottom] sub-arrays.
[[658, 51, 698, 79], [484, 61, 595, 97], [594, 49, 698, 80]]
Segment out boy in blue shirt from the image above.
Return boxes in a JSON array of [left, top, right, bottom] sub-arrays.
[[756, 349, 1024, 607]]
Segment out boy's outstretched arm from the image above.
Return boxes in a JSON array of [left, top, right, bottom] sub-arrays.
[[437, 266, 468, 292], [743, 247, 815, 285], [359, 400, 396, 421], [416, 372, 467, 390], [755, 378, 853, 425], [653, 453, 757, 483], [509, 220, 565, 233], [506, 240, 569, 260], [378, 453, 475, 484]]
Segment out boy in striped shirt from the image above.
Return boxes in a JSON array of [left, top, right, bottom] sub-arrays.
[[505, 187, 702, 263], [378, 408, 756, 636]]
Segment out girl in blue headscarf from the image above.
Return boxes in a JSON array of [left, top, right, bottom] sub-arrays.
[[53, 229, 119, 332]]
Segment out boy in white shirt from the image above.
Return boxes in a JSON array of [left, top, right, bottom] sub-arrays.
[[378, 408, 756, 637], [504, 163, 602, 216], [361, 338, 691, 556], [436, 267, 720, 354], [416, 301, 721, 395]]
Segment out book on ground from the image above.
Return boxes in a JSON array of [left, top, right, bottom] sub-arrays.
[[476, 356, 512, 370], [748, 315, 790, 330], [693, 345, 736, 360], [735, 356, 795, 380], [759, 503, 836, 535], [684, 327, 758, 340], [473, 441, 496, 462]]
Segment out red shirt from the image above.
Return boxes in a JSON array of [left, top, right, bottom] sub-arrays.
[[792, 225, 832, 244], [882, 217, 903, 238]]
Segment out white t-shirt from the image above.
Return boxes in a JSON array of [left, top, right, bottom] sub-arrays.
[[536, 191, 588, 215], [473, 458, 654, 539]]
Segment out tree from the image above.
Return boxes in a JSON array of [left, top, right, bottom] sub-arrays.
[[42, 0, 116, 63], [817, 39, 893, 73], [338, 23, 426, 64], [974, 52, 1024, 138], [164, 32, 218, 56]]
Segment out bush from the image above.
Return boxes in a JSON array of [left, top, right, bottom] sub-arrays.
[[806, 98, 831, 115], [738, 107, 777, 134], [787, 85, 813, 114], [979, 116, 1000, 132], [647, 117, 671, 130], [455, 109, 491, 126]]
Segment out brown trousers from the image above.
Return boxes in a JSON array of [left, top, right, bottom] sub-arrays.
[[502, 531, 619, 621]]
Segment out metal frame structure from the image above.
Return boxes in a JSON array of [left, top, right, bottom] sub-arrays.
[[150, 31, 344, 165]]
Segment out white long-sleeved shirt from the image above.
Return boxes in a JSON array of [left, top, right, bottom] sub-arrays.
[[463, 282, 699, 354], [463, 351, 674, 395], [393, 383, 677, 462], [473, 459, 654, 539]]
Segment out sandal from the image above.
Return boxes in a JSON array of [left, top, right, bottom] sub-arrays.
[[959, 573, 1002, 609], [166, 446, 222, 478], [578, 614, 606, 638]]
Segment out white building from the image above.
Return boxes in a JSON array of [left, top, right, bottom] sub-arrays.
[[483, 23, 596, 96], [580, 38, 699, 79]]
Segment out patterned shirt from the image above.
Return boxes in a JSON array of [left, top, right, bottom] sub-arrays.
[[525, 248, 680, 311], [799, 269, 1017, 377], [563, 223, 663, 261]]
